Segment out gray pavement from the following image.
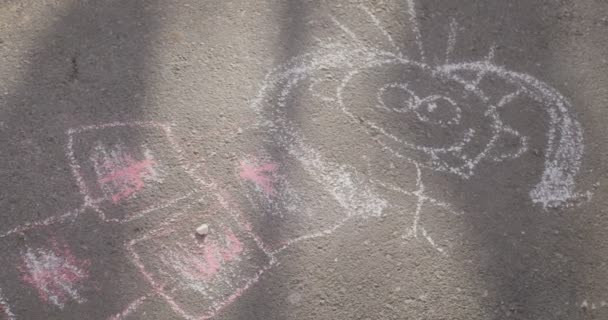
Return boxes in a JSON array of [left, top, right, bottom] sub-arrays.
[[0, 0, 607, 319]]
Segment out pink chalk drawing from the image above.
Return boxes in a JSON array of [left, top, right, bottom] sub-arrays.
[[243, 0, 585, 259], [19, 242, 90, 309], [0, 288, 15, 320], [127, 197, 274, 320], [65, 121, 204, 223], [92, 143, 161, 204], [239, 158, 279, 196], [164, 228, 244, 282]]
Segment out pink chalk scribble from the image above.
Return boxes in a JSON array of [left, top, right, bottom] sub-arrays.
[[167, 228, 244, 282], [92, 143, 161, 203], [19, 242, 90, 309], [239, 159, 279, 196]]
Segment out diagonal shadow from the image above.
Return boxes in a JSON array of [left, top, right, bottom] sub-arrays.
[[0, 1, 166, 319]]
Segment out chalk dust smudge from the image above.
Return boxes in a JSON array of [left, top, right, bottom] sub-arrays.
[[19, 242, 90, 309]]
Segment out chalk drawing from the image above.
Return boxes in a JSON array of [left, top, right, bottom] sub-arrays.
[[91, 142, 162, 204], [19, 241, 90, 309], [66, 121, 202, 223], [445, 18, 458, 64], [127, 197, 275, 320], [246, 2, 586, 255], [237, 154, 321, 224], [579, 299, 608, 311], [0, 288, 15, 320], [236, 152, 366, 252], [0, 121, 202, 237], [0, 208, 82, 239]]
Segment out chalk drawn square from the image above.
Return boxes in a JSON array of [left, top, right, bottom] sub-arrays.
[[0, 211, 149, 319], [0, 232, 91, 317], [67, 122, 199, 223], [237, 154, 351, 252], [128, 198, 272, 320]]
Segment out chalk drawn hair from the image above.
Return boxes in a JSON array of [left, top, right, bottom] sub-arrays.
[[250, 1, 584, 209]]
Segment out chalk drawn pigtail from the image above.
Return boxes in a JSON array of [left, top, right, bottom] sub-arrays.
[[438, 61, 585, 208], [527, 83, 584, 208]]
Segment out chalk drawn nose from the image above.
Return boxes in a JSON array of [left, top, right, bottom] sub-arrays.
[[413, 95, 461, 126]]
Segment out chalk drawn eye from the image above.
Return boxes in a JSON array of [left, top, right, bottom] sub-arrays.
[[415, 95, 461, 125], [377, 83, 462, 126]]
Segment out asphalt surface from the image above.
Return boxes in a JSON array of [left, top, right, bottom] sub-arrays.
[[0, 0, 607, 319]]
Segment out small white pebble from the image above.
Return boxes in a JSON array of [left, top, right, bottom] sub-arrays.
[[196, 224, 209, 236]]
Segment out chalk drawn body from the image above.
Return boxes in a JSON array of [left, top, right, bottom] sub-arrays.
[[106, 295, 148, 320], [252, 47, 582, 207], [91, 142, 162, 204], [0, 121, 208, 319], [0, 1, 587, 319]]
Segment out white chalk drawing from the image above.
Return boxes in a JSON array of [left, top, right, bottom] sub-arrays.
[[91, 142, 163, 204], [0, 1, 589, 319], [248, 2, 585, 255], [0, 288, 15, 320], [579, 299, 608, 311], [127, 197, 275, 320]]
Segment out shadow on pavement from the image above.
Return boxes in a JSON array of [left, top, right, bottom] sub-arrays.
[[0, 1, 164, 319]]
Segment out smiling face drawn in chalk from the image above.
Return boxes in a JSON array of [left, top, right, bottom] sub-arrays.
[[337, 60, 531, 179], [248, 2, 585, 253]]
